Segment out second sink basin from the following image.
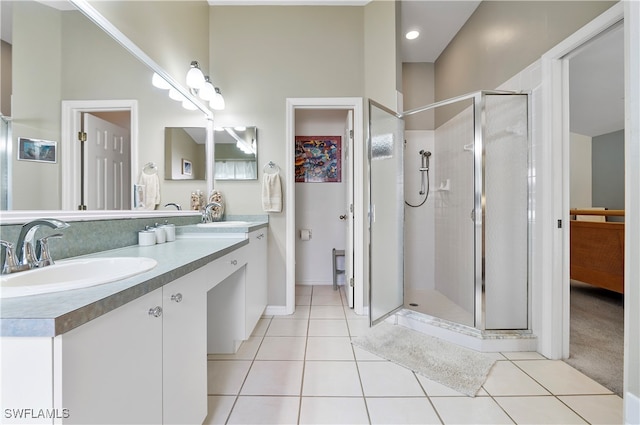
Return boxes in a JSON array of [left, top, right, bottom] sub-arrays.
[[196, 221, 252, 228], [0, 257, 158, 298]]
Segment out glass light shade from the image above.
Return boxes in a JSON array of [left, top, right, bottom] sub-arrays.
[[182, 100, 197, 110], [152, 72, 171, 90], [199, 80, 215, 101], [169, 88, 186, 102], [406, 30, 420, 40], [210, 88, 225, 110], [186, 62, 205, 89]]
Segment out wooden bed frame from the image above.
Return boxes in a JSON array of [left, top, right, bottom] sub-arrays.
[[570, 209, 625, 294]]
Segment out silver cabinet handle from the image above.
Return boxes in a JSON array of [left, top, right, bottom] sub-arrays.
[[171, 293, 183, 303], [230, 259, 238, 266], [256, 233, 264, 239], [148, 306, 163, 317]]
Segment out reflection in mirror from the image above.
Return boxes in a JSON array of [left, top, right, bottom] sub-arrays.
[[0, 0, 210, 213], [165, 127, 206, 180], [214, 126, 258, 180]]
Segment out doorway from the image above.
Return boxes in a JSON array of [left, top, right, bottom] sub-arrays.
[[61, 100, 138, 210], [566, 21, 624, 396], [285, 97, 364, 316]]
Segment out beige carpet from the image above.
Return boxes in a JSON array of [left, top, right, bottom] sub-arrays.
[[352, 322, 495, 397], [565, 280, 624, 396]]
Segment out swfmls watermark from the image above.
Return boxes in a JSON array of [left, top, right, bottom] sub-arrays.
[[4, 408, 70, 420]]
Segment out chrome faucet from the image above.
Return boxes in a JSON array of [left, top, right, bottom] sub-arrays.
[[201, 202, 222, 223], [1, 219, 70, 274], [164, 202, 182, 210]]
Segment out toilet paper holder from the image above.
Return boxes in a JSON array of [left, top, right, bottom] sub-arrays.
[[300, 229, 312, 241]]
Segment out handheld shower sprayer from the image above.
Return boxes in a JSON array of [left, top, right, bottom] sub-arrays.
[[406, 150, 432, 207], [419, 150, 431, 172]]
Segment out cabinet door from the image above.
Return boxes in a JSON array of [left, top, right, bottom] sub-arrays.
[[162, 268, 208, 425], [55, 289, 163, 425], [245, 229, 268, 337]]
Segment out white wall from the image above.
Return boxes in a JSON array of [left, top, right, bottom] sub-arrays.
[[403, 130, 435, 291], [295, 109, 348, 285], [570, 132, 593, 208]]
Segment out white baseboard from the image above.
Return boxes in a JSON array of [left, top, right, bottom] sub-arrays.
[[265, 305, 288, 316], [626, 391, 639, 425]]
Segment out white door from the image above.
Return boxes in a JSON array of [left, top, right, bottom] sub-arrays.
[[83, 113, 131, 210], [344, 110, 354, 308]]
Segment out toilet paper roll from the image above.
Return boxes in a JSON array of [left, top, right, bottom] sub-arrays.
[[300, 229, 311, 241]]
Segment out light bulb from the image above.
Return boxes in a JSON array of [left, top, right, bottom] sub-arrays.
[[186, 61, 205, 89], [169, 88, 186, 102], [152, 72, 171, 90], [210, 87, 225, 110], [199, 78, 215, 101], [182, 100, 197, 110]]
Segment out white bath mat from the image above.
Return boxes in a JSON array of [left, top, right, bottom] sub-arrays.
[[352, 322, 495, 397]]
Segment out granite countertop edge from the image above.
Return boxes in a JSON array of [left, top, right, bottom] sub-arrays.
[[0, 234, 253, 338]]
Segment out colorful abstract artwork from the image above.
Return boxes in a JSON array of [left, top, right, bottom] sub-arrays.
[[294, 136, 342, 183]]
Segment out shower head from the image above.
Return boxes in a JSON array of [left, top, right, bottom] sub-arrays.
[[419, 150, 432, 157]]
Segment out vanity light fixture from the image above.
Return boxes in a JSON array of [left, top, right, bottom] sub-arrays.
[[406, 30, 420, 40], [168, 88, 186, 102], [182, 100, 198, 111], [186, 61, 206, 89], [199, 77, 216, 102], [152, 72, 171, 90], [211, 88, 226, 110]]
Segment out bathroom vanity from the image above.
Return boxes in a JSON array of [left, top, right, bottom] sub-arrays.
[[0, 221, 268, 425]]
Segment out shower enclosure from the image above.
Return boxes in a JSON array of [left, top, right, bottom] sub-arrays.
[[369, 91, 530, 333]]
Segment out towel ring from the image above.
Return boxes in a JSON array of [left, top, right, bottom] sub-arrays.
[[263, 161, 280, 174], [143, 162, 158, 175]]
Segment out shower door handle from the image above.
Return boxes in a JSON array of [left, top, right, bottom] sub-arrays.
[[339, 215, 347, 221]]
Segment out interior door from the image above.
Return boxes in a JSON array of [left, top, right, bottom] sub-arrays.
[[83, 113, 131, 210], [369, 100, 404, 325], [344, 110, 354, 308]]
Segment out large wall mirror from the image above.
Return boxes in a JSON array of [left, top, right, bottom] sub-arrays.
[[0, 0, 211, 213]]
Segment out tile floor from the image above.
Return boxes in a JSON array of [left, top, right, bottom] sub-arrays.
[[204, 285, 623, 425]]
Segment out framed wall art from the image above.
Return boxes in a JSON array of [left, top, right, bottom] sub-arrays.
[[18, 137, 57, 163], [294, 136, 341, 183], [182, 158, 192, 176]]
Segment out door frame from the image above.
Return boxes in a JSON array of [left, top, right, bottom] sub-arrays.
[[61, 100, 138, 210], [285, 98, 364, 315]]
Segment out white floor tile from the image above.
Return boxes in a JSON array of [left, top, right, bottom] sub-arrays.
[[296, 285, 313, 295], [352, 345, 385, 361], [279, 306, 310, 320], [367, 397, 441, 424], [311, 294, 343, 306], [347, 319, 371, 337], [515, 360, 613, 395], [311, 285, 338, 296], [296, 295, 311, 306], [483, 361, 550, 396], [495, 396, 587, 424], [344, 307, 366, 320], [302, 361, 362, 396], [310, 305, 346, 319], [227, 396, 300, 425], [208, 336, 262, 360], [358, 361, 425, 397], [255, 337, 307, 360], [299, 397, 369, 425], [558, 395, 624, 425], [207, 360, 252, 395], [305, 336, 355, 361], [203, 395, 236, 425], [251, 318, 271, 336], [308, 319, 349, 336], [430, 396, 515, 424], [266, 319, 309, 337], [241, 360, 304, 396], [501, 351, 545, 360]]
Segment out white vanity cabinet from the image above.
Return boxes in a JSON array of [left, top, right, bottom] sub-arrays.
[[245, 229, 268, 337], [54, 288, 164, 425]]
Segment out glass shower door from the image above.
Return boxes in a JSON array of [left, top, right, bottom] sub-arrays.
[[369, 100, 404, 325]]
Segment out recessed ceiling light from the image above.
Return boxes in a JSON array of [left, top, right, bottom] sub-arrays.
[[406, 30, 420, 40]]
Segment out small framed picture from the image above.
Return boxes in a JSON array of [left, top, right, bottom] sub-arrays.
[[182, 158, 192, 176], [18, 137, 57, 163]]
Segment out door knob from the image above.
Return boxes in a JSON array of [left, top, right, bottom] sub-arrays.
[[339, 215, 347, 221]]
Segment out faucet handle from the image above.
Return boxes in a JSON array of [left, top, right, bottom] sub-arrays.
[[36, 233, 64, 268], [1, 240, 20, 274]]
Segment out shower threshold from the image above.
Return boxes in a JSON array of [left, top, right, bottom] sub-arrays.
[[394, 309, 537, 353]]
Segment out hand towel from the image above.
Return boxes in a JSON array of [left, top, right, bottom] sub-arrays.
[[137, 171, 160, 210], [262, 173, 282, 212]]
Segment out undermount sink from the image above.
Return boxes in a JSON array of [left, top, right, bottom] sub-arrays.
[[0, 257, 158, 298], [196, 221, 252, 228]]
